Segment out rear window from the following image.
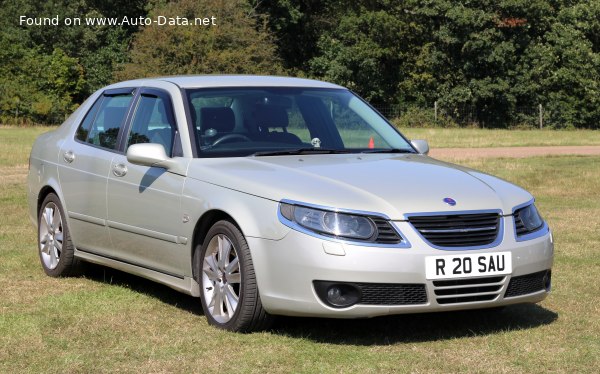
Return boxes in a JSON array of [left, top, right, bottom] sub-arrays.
[[76, 92, 134, 150]]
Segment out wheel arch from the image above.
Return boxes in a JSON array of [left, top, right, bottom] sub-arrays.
[[34, 173, 67, 221], [181, 179, 290, 280], [37, 185, 59, 215], [190, 209, 240, 281], [36, 173, 69, 215]]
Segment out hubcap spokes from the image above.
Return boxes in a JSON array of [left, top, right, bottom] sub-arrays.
[[39, 203, 63, 270], [202, 234, 241, 323]]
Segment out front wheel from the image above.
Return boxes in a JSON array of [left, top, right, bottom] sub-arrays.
[[198, 220, 272, 332], [38, 193, 80, 277]]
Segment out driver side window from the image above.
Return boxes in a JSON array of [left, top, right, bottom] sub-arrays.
[[127, 94, 177, 156]]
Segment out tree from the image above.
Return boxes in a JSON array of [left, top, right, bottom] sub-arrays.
[[21, 0, 146, 95], [401, 0, 560, 127], [254, 0, 343, 73], [0, 46, 85, 124], [523, 22, 600, 128], [1, 0, 598, 127], [309, 6, 421, 106], [0, 0, 146, 124], [116, 0, 283, 79]]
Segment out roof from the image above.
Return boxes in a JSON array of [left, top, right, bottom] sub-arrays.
[[112, 75, 345, 89]]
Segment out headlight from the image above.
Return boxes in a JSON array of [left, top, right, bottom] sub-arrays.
[[280, 203, 376, 240], [514, 203, 544, 235]]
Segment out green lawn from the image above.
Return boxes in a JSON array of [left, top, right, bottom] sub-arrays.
[[279, 126, 600, 149], [3, 126, 600, 158], [1, 127, 599, 372], [399, 128, 600, 148], [0, 126, 55, 167]]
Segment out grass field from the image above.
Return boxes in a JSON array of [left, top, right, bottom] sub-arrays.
[[1, 127, 599, 372], [3, 126, 600, 154], [399, 128, 600, 148]]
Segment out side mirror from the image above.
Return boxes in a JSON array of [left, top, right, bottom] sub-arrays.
[[127, 143, 170, 168], [411, 139, 429, 155], [126, 143, 188, 176]]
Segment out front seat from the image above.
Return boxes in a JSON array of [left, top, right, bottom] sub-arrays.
[[254, 105, 302, 144], [200, 107, 236, 135]]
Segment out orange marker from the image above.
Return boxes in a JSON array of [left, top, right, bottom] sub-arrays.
[[368, 136, 374, 149]]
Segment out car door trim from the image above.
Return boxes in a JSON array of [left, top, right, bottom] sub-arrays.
[[68, 211, 106, 226], [106, 220, 188, 244]]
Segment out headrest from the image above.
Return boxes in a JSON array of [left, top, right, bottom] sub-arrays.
[[200, 107, 235, 133], [254, 105, 289, 128]]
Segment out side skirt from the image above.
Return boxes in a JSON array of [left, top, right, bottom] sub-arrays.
[[75, 248, 200, 297]]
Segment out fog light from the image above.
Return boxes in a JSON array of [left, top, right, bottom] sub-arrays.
[[327, 286, 342, 301], [314, 281, 361, 308]]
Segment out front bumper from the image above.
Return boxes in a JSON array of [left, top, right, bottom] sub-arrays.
[[248, 220, 554, 318]]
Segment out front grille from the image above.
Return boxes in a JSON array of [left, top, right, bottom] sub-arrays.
[[357, 283, 427, 305], [435, 285, 501, 296], [372, 218, 403, 244], [408, 213, 500, 248], [505, 270, 549, 298], [432, 276, 505, 305], [433, 276, 504, 287]]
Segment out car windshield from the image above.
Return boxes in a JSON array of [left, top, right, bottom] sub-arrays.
[[185, 87, 414, 157]]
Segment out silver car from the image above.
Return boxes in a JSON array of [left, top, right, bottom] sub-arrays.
[[28, 76, 553, 332]]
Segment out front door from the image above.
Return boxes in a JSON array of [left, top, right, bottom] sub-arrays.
[[106, 89, 187, 276]]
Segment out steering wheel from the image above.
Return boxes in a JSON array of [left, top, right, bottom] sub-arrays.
[[212, 134, 252, 146]]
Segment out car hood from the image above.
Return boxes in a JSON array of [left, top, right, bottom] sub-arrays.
[[186, 154, 532, 219]]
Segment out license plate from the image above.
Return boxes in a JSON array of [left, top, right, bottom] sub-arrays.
[[425, 252, 512, 280]]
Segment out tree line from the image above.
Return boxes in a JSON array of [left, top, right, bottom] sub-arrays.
[[1, 0, 598, 128]]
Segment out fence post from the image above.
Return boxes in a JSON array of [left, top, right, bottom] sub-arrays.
[[539, 104, 543, 129], [434, 101, 438, 122]]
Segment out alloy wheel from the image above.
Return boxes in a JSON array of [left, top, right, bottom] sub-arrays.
[[201, 234, 242, 323], [39, 202, 63, 270]]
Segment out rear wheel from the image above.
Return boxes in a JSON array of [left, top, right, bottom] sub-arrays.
[[38, 193, 80, 277], [198, 220, 272, 332]]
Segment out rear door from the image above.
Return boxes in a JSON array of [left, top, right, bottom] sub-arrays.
[[58, 88, 136, 256], [106, 88, 187, 276]]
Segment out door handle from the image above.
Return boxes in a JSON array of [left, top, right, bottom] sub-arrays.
[[63, 150, 75, 163], [112, 163, 128, 177]]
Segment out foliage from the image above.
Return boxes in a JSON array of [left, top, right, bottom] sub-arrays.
[[0, 43, 84, 124], [391, 106, 459, 128], [1, 0, 599, 128], [0, 0, 144, 124], [309, 6, 419, 105], [116, 0, 283, 79], [282, 0, 599, 128], [253, 0, 343, 73]]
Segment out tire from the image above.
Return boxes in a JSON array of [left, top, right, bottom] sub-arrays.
[[197, 220, 273, 332], [38, 193, 81, 277]]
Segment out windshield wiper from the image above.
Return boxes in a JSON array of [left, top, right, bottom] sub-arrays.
[[360, 148, 416, 154], [252, 148, 353, 157]]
